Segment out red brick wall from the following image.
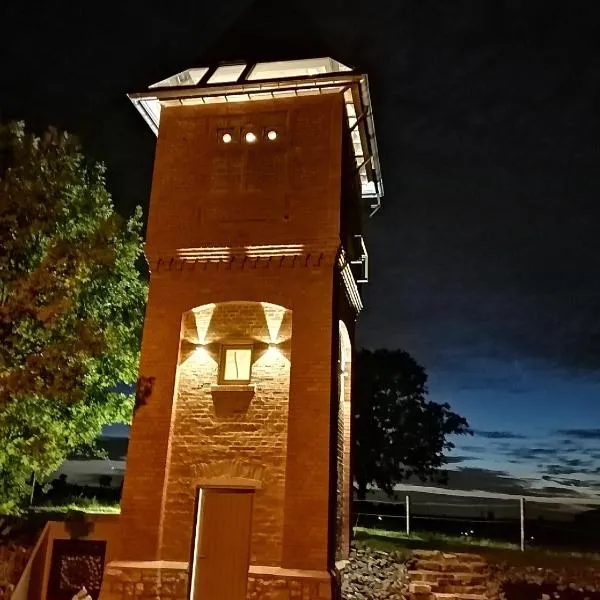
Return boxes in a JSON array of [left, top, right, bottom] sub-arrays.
[[119, 92, 348, 573], [145, 94, 344, 263]]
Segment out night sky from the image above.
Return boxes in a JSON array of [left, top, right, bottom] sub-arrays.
[[2, 1, 599, 500]]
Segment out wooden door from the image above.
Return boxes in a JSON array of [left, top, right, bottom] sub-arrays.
[[191, 488, 253, 600]]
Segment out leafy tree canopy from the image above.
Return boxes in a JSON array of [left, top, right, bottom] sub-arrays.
[[0, 122, 147, 512], [354, 348, 472, 499]]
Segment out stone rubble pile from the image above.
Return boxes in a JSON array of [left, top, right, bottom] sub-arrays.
[[0, 542, 31, 600], [489, 563, 600, 600], [342, 545, 410, 600]]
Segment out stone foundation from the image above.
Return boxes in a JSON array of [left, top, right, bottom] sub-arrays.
[[248, 567, 334, 600], [99, 562, 335, 600], [99, 561, 189, 600]]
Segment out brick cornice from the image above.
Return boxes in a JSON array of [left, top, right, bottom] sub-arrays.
[[146, 244, 341, 273]]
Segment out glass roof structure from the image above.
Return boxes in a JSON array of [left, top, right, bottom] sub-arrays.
[[129, 57, 383, 213]]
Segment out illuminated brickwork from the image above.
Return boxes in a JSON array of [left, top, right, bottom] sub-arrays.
[[101, 80, 368, 600], [162, 301, 292, 565]]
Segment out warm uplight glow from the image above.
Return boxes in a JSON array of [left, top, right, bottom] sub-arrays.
[[266, 130, 278, 141], [193, 303, 216, 345], [222, 133, 232, 143], [261, 302, 288, 344], [245, 131, 257, 143]]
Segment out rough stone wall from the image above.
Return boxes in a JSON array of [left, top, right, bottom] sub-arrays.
[[248, 571, 332, 600], [101, 566, 334, 600], [0, 543, 31, 599], [100, 564, 188, 600], [162, 301, 292, 565]]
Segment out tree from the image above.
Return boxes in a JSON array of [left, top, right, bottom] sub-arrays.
[[354, 348, 471, 500], [0, 122, 147, 512]]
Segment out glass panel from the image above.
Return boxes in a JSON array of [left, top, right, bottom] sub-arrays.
[[149, 67, 209, 88], [207, 63, 246, 84], [140, 99, 161, 127], [247, 57, 351, 81], [223, 348, 252, 381]]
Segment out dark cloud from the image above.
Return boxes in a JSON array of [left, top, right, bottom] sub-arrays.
[[512, 448, 560, 461], [459, 445, 487, 453], [541, 475, 589, 488], [532, 486, 590, 499], [545, 464, 584, 477], [556, 429, 600, 440], [475, 430, 526, 440], [445, 455, 480, 464]]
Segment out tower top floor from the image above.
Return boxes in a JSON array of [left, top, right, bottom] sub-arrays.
[[129, 57, 384, 215]]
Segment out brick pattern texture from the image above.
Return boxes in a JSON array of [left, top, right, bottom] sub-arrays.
[[247, 574, 332, 600], [100, 565, 188, 600], [119, 93, 346, 568], [162, 301, 292, 565], [108, 91, 359, 599]]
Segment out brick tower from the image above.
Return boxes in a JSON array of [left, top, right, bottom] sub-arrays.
[[100, 57, 383, 600]]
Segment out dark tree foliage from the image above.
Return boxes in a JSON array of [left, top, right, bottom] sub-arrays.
[[0, 122, 147, 511], [354, 349, 472, 500]]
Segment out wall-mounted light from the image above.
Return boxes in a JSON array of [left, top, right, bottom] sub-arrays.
[[222, 132, 232, 143], [266, 129, 278, 141], [245, 131, 257, 143]]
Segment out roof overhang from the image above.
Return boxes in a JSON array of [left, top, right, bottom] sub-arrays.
[[129, 58, 383, 214]]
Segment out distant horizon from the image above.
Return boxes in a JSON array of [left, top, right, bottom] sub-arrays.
[[99, 422, 600, 503]]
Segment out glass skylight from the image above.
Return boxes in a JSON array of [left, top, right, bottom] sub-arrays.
[[247, 57, 351, 81], [129, 57, 382, 208], [149, 68, 209, 89], [207, 63, 246, 84]]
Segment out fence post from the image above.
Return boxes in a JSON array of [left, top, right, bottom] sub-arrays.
[[405, 494, 411, 536], [520, 496, 525, 551]]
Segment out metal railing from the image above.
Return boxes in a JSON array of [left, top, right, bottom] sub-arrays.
[[355, 484, 600, 552]]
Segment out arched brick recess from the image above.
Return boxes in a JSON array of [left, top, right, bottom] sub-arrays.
[[193, 459, 264, 489], [160, 300, 292, 565]]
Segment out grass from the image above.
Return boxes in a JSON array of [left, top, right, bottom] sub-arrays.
[[354, 526, 600, 567], [30, 499, 120, 515], [354, 526, 518, 553]]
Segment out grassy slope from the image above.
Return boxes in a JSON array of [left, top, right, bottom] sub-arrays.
[[355, 527, 600, 568]]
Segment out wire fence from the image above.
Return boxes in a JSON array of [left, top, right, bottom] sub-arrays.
[[355, 484, 600, 552]]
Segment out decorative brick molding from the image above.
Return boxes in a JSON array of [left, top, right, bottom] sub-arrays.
[[152, 251, 337, 274], [192, 459, 264, 489]]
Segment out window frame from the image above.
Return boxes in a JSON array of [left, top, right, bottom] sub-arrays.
[[218, 343, 254, 385]]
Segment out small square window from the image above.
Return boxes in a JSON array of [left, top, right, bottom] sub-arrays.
[[219, 345, 253, 384]]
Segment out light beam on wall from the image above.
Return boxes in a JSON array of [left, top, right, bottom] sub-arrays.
[[261, 302, 287, 344], [193, 303, 216, 345]]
